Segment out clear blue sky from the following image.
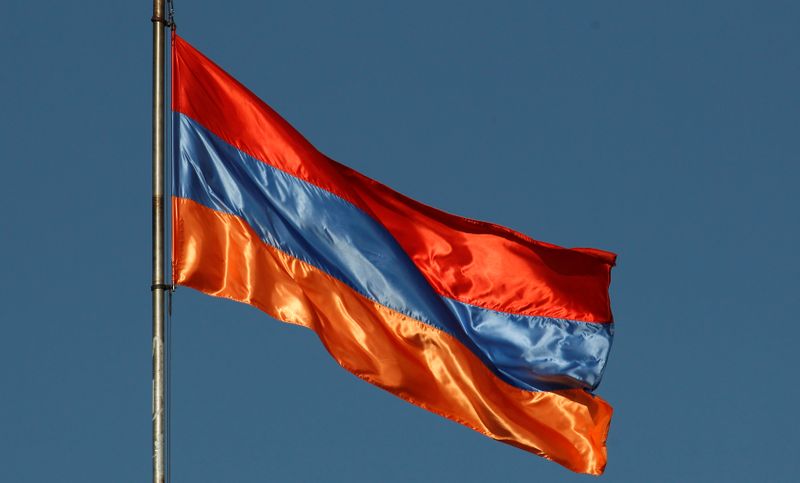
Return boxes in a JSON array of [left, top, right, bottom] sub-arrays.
[[2, 1, 798, 481]]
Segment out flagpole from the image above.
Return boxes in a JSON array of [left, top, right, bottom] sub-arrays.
[[151, 0, 167, 482]]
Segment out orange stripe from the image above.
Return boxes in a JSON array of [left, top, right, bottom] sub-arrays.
[[172, 197, 612, 474]]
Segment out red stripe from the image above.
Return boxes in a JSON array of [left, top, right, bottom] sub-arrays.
[[172, 34, 616, 322], [172, 196, 612, 474]]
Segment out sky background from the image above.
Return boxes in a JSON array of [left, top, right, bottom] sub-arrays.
[[2, 1, 798, 482]]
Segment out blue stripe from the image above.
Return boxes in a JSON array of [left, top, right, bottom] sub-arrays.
[[174, 113, 613, 391]]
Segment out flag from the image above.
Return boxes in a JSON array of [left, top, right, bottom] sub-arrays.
[[171, 33, 616, 475]]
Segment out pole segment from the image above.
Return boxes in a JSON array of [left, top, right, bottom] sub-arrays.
[[151, 0, 166, 481]]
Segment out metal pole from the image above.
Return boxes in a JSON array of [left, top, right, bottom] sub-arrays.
[[151, 0, 166, 482]]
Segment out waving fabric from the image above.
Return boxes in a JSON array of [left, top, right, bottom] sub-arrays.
[[171, 33, 616, 474]]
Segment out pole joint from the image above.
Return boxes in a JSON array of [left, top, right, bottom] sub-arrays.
[[152, 0, 176, 30], [150, 15, 175, 29]]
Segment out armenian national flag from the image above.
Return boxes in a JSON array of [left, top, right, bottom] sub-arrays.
[[171, 34, 616, 475]]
